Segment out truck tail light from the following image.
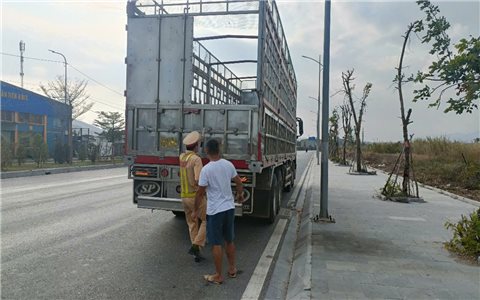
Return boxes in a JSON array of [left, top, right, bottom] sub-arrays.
[[135, 170, 149, 176], [160, 168, 169, 177]]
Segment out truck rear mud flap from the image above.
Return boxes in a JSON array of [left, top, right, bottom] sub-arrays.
[[137, 196, 243, 216]]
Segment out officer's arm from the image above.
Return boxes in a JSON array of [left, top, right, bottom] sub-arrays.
[[193, 157, 202, 187], [194, 186, 206, 212]]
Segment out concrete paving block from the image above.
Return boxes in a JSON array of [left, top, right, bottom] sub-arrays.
[[326, 290, 368, 300], [372, 273, 415, 288], [340, 272, 376, 285], [398, 287, 437, 299], [327, 278, 364, 294], [360, 284, 403, 299]]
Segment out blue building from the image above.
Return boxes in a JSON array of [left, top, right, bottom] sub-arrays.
[[1, 81, 71, 156]]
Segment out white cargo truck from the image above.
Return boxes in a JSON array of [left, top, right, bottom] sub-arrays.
[[125, 0, 303, 223]]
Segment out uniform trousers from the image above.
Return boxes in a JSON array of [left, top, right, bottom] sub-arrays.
[[181, 197, 207, 247]]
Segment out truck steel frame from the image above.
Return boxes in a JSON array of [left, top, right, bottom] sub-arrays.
[[125, 0, 300, 221]]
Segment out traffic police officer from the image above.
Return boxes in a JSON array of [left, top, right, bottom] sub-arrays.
[[179, 131, 206, 262]]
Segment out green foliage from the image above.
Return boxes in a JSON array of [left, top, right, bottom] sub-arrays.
[[16, 144, 27, 166], [1, 137, 14, 170], [365, 142, 402, 154], [411, 1, 479, 114], [445, 208, 480, 261], [88, 143, 100, 163], [54, 141, 66, 164], [78, 146, 87, 162], [31, 134, 48, 167], [94, 111, 125, 144], [381, 181, 405, 198], [457, 163, 480, 190]]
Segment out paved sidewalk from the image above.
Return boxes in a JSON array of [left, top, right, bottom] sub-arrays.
[[309, 162, 479, 299]]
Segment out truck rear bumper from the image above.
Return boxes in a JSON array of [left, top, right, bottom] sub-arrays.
[[137, 196, 243, 216]]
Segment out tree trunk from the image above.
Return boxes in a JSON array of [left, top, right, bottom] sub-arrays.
[[355, 130, 362, 172], [342, 138, 347, 165], [398, 23, 416, 196]]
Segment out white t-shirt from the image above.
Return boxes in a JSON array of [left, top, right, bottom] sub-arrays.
[[198, 158, 238, 215]]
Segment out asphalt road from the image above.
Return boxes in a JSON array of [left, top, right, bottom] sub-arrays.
[[1, 151, 312, 299]]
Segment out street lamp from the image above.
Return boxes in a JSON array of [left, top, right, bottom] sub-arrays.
[[309, 96, 322, 163], [301, 55, 322, 166], [49, 49, 72, 164], [319, 0, 332, 220]]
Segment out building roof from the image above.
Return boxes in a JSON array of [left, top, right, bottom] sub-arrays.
[[0, 80, 71, 116]]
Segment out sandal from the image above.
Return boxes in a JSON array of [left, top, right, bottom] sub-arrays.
[[228, 269, 239, 278], [203, 274, 223, 285]]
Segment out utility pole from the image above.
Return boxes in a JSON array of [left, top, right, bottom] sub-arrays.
[[320, 0, 331, 219], [19, 41, 25, 88], [49, 49, 72, 164]]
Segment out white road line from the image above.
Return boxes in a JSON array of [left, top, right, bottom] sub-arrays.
[[241, 218, 287, 300], [1, 175, 126, 195], [388, 216, 427, 222], [287, 155, 314, 208]]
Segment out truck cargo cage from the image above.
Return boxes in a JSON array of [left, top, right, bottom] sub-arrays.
[[126, 0, 298, 162]]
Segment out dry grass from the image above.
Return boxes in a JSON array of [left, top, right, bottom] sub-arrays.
[[363, 138, 480, 201]]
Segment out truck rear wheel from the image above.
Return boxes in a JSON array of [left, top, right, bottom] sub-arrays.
[[268, 173, 280, 224], [283, 169, 293, 192], [283, 164, 295, 192]]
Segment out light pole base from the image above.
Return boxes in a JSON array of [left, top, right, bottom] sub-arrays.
[[312, 214, 335, 223]]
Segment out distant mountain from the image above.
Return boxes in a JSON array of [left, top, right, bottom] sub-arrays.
[[445, 131, 480, 143], [72, 120, 102, 135]]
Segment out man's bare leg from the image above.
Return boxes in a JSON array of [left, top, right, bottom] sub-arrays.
[[225, 242, 236, 275], [211, 245, 224, 282]]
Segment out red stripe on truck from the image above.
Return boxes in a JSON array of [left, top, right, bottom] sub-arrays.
[[135, 156, 249, 170]]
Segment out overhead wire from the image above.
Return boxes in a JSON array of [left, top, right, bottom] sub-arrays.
[[0, 52, 125, 99], [4, 79, 124, 111]]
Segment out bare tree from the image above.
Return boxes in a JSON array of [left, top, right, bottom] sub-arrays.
[[393, 22, 420, 196], [329, 108, 340, 160], [340, 102, 352, 165], [40, 76, 93, 120], [341, 70, 372, 172]]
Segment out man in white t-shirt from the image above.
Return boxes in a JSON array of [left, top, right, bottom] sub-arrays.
[[193, 139, 244, 285]]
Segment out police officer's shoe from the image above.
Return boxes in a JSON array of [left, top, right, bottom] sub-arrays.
[[194, 254, 205, 263]]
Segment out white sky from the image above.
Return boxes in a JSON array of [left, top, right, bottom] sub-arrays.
[[1, 0, 479, 142]]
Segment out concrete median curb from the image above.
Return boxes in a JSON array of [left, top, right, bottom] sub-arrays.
[[263, 156, 315, 300], [284, 162, 314, 300], [1, 163, 128, 179]]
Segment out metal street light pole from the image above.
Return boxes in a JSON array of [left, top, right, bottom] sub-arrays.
[[49, 49, 72, 164], [301, 55, 322, 166], [320, 0, 332, 219]]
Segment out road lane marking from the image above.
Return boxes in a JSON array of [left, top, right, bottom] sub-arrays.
[[287, 154, 314, 208], [241, 218, 287, 300], [388, 216, 427, 222], [1, 175, 126, 195]]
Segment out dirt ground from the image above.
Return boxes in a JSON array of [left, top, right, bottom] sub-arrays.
[[362, 152, 480, 202]]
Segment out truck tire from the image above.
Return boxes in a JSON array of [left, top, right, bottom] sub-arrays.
[[268, 173, 280, 224], [283, 165, 294, 192]]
